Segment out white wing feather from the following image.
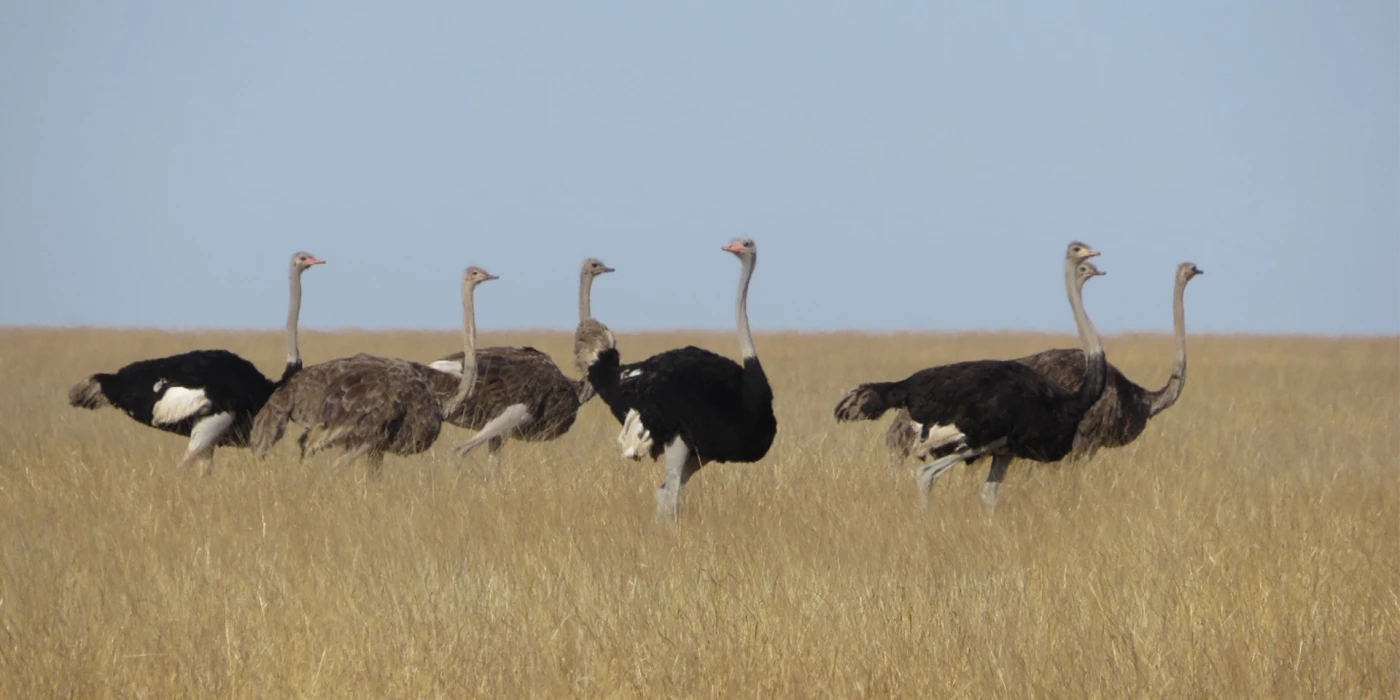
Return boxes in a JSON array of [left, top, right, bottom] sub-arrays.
[[151, 387, 212, 425]]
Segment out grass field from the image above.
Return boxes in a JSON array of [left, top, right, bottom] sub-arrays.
[[0, 327, 1395, 697]]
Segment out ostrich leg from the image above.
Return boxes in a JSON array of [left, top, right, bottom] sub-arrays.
[[365, 450, 385, 478], [486, 436, 505, 458], [454, 404, 531, 458], [980, 454, 1012, 513], [177, 412, 234, 474], [334, 444, 374, 470], [916, 452, 966, 504], [656, 436, 700, 521], [916, 438, 1006, 508]]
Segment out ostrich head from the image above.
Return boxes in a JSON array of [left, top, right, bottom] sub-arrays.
[[291, 251, 325, 271], [723, 237, 757, 258], [1077, 261, 1107, 285], [1066, 241, 1099, 262], [583, 258, 615, 277], [464, 266, 498, 287], [1178, 262, 1204, 281]]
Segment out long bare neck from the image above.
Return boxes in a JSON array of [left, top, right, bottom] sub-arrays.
[[735, 254, 757, 361], [281, 265, 304, 380], [445, 281, 478, 416], [578, 269, 593, 323], [1067, 260, 1105, 412], [1148, 274, 1190, 416]]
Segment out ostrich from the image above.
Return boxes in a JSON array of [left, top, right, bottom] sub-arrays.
[[421, 257, 616, 457], [68, 251, 324, 472], [834, 242, 1107, 510], [249, 267, 496, 473], [884, 262, 1203, 467], [584, 238, 776, 521]]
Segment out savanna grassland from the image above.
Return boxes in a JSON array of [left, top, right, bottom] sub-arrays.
[[0, 327, 1395, 697]]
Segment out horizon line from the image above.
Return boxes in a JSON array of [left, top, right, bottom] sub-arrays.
[[3, 324, 1397, 341]]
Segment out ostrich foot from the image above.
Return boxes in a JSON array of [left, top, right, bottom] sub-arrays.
[[979, 482, 1001, 513]]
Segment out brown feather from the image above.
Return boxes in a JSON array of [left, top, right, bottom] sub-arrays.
[[427, 347, 584, 442], [250, 353, 445, 461]]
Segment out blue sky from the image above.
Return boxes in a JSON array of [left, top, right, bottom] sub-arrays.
[[1, 2, 1395, 334]]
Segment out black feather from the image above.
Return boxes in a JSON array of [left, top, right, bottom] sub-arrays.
[[69, 349, 286, 446], [838, 357, 1102, 464], [589, 346, 776, 464]]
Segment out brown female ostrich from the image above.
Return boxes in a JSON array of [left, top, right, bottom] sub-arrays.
[[424, 257, 615, 458], [884, 261, 1203, 469], [249, 267, 497, 473]]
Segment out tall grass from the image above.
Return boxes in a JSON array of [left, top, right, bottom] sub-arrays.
[[1, 328, 1395, 697]]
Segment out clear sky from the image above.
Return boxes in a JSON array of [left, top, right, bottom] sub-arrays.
[[2, 2, 1396, 335]]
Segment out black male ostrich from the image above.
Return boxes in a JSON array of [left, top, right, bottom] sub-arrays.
[[584, 238, 776, 520], [884, 262, 1203, 467], [834, 242, 1107, 510], [68, 251, 323, 472]]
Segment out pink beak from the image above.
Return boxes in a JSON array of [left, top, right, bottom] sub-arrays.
[[722, 243, 744, 253], [306, 256, 325, 265]]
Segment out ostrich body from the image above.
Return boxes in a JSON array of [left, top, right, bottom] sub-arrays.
[[834, 243, 1107, 510], [68, 251, 323, 472], [250, 267, 495, 473], [584, 238, 776, 521], [422, 347, 591, 456], [884, 262, 1202, 467], [423, 258, 615, 457]]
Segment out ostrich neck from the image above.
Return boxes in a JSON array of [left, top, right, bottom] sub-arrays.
[[578, 270, 593, 323], [445, 281, 478, 416], [735, 254, 757, 360], [283, 265, 304, 374], [1067, 260, 1105, 412], [1148, 275, 1190, 416]]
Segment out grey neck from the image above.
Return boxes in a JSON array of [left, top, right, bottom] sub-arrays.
[[445, 280, 478, 416], [735, 253, 757, 360], [1148, 274, 1191, 416], [284, 264, 304, 369], [1066, 259, 1105, 411], [578, 268, 593, 323]]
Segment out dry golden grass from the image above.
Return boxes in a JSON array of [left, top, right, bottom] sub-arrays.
[[0, 327, 1396, 697]]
